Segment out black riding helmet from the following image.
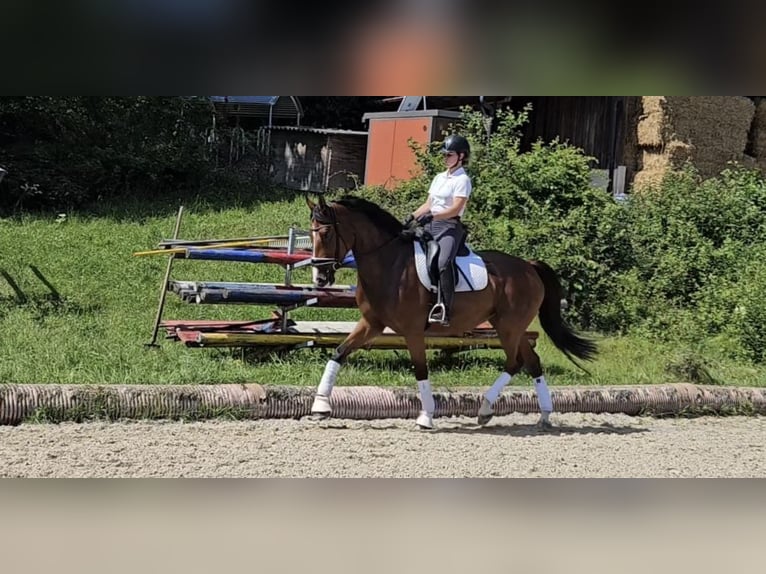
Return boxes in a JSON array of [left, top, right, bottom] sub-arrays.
[[441, 134, 470, 161]]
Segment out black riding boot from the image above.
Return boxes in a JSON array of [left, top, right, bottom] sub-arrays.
[[429, 266, 455, 326]]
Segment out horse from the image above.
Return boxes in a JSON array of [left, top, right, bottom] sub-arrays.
[[306, 194, 597, 429]]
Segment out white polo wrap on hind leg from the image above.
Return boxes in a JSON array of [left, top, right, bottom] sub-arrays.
[[534, 375, 553, 413], [317, 360, 342, 397], [484, 372, 512, 405]]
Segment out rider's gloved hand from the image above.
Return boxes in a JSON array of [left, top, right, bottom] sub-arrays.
[[402, 214, 415, 227], [416, 213, 434, 226]]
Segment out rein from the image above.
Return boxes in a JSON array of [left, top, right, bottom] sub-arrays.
[[312, 205, 403, 268]]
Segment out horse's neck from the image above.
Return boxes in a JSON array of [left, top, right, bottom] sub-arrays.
[[351, 225, 393, 257], [353, 231, 412, 304]]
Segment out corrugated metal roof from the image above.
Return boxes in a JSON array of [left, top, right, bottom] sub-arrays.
[[267, 125, 368, 136], [210, 96, 279, 105], [208, 96, 304, 123]]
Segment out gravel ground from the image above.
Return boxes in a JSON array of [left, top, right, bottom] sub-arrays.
[[0, 413, 764, 477]]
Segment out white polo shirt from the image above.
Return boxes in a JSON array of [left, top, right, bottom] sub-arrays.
[[427, 167, 472, 217]]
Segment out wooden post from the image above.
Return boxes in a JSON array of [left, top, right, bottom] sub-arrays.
[[145, 206, 184, 348]]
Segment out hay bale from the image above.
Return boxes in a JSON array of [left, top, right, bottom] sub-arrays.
[[639, 150, 671, 172], [631, 96, 760, 188], [637, 97, 669, 147], [632, 164, 665, 190], [641, 96, 666, 115], [633, 151, 671, 190], [632, 142, 695, 191], [639, 142, 694, 173], [664, 96, 755, 178]]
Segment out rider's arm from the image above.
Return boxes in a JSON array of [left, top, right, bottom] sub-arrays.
[[433, 197, 467, 220], [412, 197, 432, 218]]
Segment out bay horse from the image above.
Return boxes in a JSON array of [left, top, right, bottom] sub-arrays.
[[306, 194, 597, 429]]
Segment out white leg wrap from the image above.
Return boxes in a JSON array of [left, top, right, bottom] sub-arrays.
[[417, 379, 435, 415], [317, 360, 341, 397], [484, 372, 512, 405], [534, 376, 553, 413]]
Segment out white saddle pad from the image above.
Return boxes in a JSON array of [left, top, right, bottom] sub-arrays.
[[414, 242, 488, 293]]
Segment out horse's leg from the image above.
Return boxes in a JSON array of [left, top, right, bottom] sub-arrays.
[[518, 337, 554, 429], [311, 317, 384, 418], [477, 320, 524, 426], [404, 334, 435, 430]]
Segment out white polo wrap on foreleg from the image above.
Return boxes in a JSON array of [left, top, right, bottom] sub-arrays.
[[484, 372, 512, 404], [317, 360, 342, 397]]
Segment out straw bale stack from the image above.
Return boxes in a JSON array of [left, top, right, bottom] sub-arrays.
[[632, 96, 757, 190], [633, 141, 695, 189], [636, 96, 669, 147], [666, 96, 755, 177]]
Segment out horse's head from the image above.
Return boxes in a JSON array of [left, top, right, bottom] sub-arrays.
[[307, 194, 351, 288]]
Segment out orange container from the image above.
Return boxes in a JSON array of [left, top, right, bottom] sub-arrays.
[[362, 110, 463, 189]]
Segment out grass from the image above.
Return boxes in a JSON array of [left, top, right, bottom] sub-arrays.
[[1, 189, 765, 389]]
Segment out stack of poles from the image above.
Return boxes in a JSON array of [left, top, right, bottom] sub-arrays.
[[141, 207, 536, 353]]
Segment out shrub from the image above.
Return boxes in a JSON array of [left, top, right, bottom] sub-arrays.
[[0, 96, 270, 213]]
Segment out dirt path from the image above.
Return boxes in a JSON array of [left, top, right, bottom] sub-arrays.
[[0, 413, 764, 477]]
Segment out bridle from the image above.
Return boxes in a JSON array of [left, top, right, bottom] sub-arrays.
[[311, 206, 347, 273], [311, 204, 402, 271]]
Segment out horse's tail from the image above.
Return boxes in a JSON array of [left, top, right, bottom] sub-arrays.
[[530, 260, 598, 371]]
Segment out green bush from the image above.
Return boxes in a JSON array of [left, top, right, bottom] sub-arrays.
[[624, 165, 766, 356], [730, 251, 766, 363], [0, 96, 268, 213]]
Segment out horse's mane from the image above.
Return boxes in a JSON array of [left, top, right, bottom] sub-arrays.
[[333, 195, 403, 236]]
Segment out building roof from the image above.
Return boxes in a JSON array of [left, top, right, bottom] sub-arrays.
[[208, 96, 303, 122], [267, 125, 367, 136], [210, 96, 280, 106], [378, 96, 513, 111]]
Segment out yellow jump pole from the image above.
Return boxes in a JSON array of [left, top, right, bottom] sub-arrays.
[[194, 332, 506, 350], [133, 238, 280, 258]]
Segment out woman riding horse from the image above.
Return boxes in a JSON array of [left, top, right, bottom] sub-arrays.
[[307, 194, 597, 430], [404, 134, 472, 326]]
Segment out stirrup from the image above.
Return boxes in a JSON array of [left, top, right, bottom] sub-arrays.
[[428, 303, 449, 325]]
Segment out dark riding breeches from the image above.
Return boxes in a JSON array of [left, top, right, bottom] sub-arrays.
[[425, 218, 465, 318], [427, 218, 465, 272]]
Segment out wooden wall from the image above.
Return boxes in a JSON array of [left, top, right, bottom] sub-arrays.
[[511, 96, 627, 175], [268, 129, 367, 192]]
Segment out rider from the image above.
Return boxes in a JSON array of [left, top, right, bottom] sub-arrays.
[[405, 134, 472, 326]]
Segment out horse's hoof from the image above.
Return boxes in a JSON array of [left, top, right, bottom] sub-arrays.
[[311, 395, 332, 419], [536, 419, 554, 432], [310, 412, 331, 421], [477, 398, 494, 426], [477, 414, 494, 426], [416, 412, 434, 430]]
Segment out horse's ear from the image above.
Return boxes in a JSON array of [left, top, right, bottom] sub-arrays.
[[305, 194, 316, 211], [318, 193, 327, 209]]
